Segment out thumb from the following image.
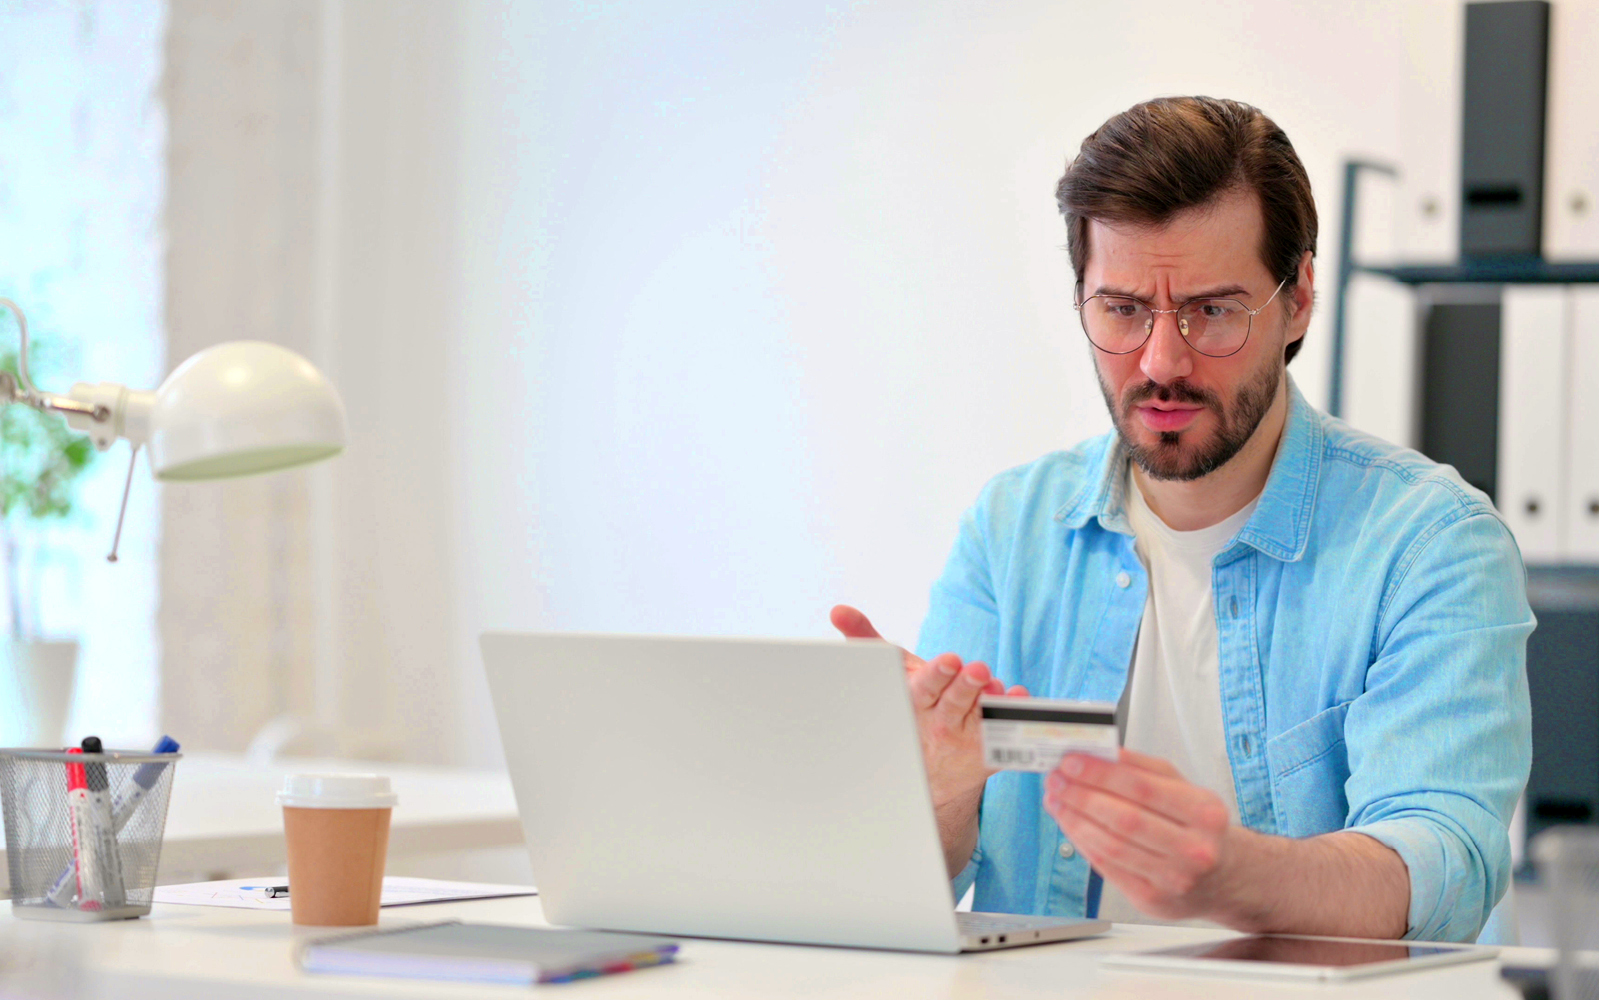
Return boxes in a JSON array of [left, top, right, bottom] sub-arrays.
[[830, 604, 883, 640]]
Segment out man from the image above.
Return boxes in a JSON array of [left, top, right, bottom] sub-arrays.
[[833, 96, 1532, 943]]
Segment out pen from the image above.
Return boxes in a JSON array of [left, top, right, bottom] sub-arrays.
[[64, 747, 100, 909], [110, 734, 181, 831], [45, 735, 178, 908], [79, 736, 126, 910], [241, 885, 291, 898]]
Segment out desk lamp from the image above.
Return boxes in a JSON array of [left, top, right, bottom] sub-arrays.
[[0, 298, 347, 559]]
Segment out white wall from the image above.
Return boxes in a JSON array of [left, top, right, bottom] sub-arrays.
[[446, 0, 1457, 763], [158, 0, 1596, 766]]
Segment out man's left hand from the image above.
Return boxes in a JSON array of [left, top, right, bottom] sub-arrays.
[[1042, 748, 1233, 921]]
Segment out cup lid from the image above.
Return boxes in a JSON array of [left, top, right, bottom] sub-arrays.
[[276, 773, 398, 809]]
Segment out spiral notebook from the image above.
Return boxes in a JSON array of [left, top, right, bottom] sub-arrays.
[[298, 920, 680, 985]]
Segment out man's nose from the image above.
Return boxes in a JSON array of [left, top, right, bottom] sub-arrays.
[[1139, 311, 1194, 385]]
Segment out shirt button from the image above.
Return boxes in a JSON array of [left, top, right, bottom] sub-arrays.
[[1059, 841, 1076, 859], [1115, 571, 1131, 589]]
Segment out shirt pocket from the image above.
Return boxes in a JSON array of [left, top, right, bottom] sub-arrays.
[[1265, 700, 1352, 839]]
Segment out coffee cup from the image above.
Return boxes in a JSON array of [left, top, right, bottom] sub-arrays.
[[276, 774, 398, 926]]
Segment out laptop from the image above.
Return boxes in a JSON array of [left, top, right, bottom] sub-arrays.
[[479, 631, 1109, 953]]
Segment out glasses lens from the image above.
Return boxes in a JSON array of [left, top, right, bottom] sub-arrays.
[[1081, 296, 1151, 353], [1177, 299, 1252, 356]]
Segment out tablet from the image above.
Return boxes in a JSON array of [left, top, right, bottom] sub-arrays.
[[1101, 934, 1497, 982]]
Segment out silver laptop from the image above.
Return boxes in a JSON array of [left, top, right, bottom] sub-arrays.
[[479, 631, 1109, 953]]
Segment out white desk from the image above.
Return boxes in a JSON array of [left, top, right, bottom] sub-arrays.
[[0, 894, 1550, 999], [0, 753, 525, 894]]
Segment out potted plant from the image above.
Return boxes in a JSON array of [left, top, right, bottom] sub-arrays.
[[0, 344, 94, 746]]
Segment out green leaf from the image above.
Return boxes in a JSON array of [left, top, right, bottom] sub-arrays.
[[0, 342, 96, 524]]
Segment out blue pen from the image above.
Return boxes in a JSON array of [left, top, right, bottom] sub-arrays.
[[108, 735, 181, 831], [45, 735, 180, 907]]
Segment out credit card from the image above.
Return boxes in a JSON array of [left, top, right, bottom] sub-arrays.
[[980, 696, 1119, 772]]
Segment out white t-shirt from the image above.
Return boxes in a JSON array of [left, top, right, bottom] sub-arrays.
[[1094, 465, 1259, 926]]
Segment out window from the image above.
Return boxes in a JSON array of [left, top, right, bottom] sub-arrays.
[[0, 0, 165, 747]]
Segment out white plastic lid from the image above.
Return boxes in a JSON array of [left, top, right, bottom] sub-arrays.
[[276, 773, 397, 810]]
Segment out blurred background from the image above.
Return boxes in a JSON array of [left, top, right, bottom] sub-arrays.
[[0, 0, 1594, 924]]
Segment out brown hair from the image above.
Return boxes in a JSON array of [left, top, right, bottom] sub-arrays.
[[1056, 96, 1317, 364]]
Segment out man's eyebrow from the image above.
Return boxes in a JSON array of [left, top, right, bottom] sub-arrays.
[[1182, 284, 1252, 300], [1090, 284, 1253, 300]]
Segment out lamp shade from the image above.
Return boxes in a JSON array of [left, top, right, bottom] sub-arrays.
[[146, 341, 347, 482]]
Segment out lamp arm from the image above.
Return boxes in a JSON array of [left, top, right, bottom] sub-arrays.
[[0, 299, 153, 565], [0, 297, 42, 397], [41, 395, 111, 422], [0, 298, 162, 455], [0, 299, 116, 426]]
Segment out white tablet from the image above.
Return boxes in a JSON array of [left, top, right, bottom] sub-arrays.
[[1101, 934, 1497, 982]]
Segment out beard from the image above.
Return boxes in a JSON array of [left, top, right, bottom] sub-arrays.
[[1097, 355, 1281, 482]]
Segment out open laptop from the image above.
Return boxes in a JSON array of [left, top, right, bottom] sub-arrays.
[[479, 631, 1109, 953]]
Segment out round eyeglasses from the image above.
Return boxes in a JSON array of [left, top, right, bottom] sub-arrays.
[[1073, 278, 1288, 358]]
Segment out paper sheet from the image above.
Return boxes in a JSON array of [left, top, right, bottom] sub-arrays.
[[153, 876, 538, 911]]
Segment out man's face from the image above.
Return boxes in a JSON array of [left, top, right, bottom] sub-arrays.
[[1081, 187, 1309, 482]]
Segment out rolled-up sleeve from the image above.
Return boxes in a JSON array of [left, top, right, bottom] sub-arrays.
[[1345, 509, 1533, 942]]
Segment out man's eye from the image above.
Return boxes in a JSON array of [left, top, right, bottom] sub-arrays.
[[1104, 301, 1141, 318], [1196, 301, 1238, 319]]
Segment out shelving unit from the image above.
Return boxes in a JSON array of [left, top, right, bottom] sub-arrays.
[[1331, 247, 1599, 846]]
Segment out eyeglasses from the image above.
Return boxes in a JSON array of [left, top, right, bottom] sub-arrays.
[[1073, 279, 1288, 358]]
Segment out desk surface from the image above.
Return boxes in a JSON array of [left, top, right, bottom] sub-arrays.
[[1, 753, 524, 892], [0, 894, 1548, 1000]]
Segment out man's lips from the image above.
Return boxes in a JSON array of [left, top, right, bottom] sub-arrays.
[[1135, 403, 1204, 433]]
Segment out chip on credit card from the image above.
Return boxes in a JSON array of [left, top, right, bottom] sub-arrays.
[[979, 696, 1119, 772]]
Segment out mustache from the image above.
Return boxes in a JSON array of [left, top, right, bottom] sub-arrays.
[[1122, 380, 1221, 411]]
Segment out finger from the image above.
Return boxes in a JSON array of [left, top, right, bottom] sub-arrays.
[[1053, 754, 1224, 832], [1117, 747, 1184, 779], [932, 661, 992, 727], [1052, 794, 1211, 903], [830, 604, 883, 640], [1046, 771, 1213, 865], [1087, 857, 1166, 914], [832, 605, 924, 674], [907, 653, 964, 710], [1042, 791, 1168, 873], [980, 675, 1029, 697]]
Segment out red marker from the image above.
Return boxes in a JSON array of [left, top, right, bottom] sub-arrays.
[[65, 748, 95, 909]]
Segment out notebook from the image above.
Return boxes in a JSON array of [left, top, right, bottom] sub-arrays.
[[297, 921, 679, 985]]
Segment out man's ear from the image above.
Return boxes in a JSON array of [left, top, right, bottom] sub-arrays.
[[1286, 251, 1314, 340]]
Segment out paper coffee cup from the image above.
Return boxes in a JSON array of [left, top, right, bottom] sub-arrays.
[[277, 774, 397, 926]]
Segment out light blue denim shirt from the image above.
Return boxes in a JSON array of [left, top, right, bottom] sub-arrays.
[[917, 381, 1533, 943]]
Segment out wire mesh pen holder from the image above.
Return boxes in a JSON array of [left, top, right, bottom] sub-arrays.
[[0, 748, 181, 921]]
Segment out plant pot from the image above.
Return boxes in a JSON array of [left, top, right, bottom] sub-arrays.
[[0, 640, 79, 747]]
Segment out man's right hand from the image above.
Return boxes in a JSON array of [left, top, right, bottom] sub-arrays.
[[830, 605, 1028, 872]]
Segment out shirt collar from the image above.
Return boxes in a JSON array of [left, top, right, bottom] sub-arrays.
[[1055, 377, 1322, 563]]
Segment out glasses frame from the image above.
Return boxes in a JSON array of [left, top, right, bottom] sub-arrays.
[[1073, 278, 1289, 358]]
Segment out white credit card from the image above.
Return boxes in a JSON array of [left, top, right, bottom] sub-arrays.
[[980, 696, 1119, 772]]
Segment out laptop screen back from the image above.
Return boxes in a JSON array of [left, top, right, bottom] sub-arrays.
[[480, 632, 962, 952]]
